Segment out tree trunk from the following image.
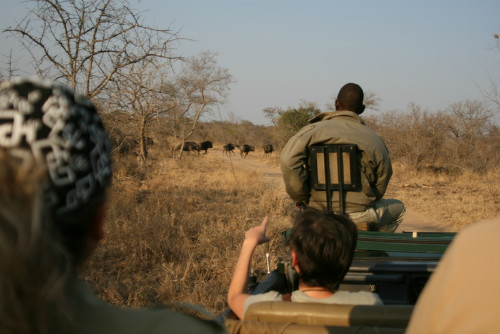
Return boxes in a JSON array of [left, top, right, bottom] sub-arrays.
[[139, 117, 148, 164]]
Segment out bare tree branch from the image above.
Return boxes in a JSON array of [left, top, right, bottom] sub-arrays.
[[3, 0, 182, 98], [166, 51, 233, 158]]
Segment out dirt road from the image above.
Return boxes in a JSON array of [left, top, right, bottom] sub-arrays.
[[225, 154, 457, 233]]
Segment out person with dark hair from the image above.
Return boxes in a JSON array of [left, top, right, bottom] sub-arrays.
[[289, 209, 358, 292], [0, 78, 225, 334], [227, 208, 382, 320], [280, 83, 405, 232]]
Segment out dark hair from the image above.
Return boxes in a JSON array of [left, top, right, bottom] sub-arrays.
[[336, 83, 365, 114], [289, 208, 357, 292]]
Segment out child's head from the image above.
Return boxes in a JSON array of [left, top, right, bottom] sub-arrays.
[[289, 208, 357, 292]]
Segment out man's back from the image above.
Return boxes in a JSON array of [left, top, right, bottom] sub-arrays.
[[280, 110, 392, 213], [280, 82, 405, 233]]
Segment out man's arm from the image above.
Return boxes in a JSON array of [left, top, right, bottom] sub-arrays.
[[227, 217, 270, 319], [374, 144, 393, 199], [280, 132, 311, 204]]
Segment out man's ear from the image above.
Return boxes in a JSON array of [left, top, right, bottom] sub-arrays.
[[291, 249, 299, 268], [291, 250, 301, 275], [90, 202, 107, 242], [358, 104, 365, 115], [335, 100, 340, 111]]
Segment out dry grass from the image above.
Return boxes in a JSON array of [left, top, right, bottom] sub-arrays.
[[81, 146, 295, 315], [387, 162, 500, 229], [80, 143, 500, 315]]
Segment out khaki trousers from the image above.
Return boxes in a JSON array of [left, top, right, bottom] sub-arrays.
[[348, 198, 406, 232]]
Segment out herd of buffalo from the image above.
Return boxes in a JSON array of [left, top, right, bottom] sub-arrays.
[[171, 141, 274, 158]]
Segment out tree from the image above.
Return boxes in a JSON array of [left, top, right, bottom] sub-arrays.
[[0, 50, 20, 81], [104, 59, 172, 163], [482, 33, 500, 113], [276, 101, 321, 143], [447, 100, 494, 139], [3, 0, 180, 99], [445, 100, 495, 171], [363, 91, 381, 111], [263, 106, 283, 127], [166, 51, 233, 158], [481, 77, 500, 112], [369, 100, 497, 172], [393, 105, 449, 170], [476, 33, 500, 114]]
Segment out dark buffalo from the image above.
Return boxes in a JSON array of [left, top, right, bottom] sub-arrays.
[[114, 137, 137, 155], [263, 144, 274, 157], [172, 141, 200, 155], [223, 143, 235, 156], [239, 144, 255, 158], [199, 141, 213, 154]]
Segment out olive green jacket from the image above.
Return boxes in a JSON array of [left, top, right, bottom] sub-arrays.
[[280, 110, 392, 213], [60, 279, 226, 334]]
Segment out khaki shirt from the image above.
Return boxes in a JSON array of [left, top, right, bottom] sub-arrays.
[[280, 110, 392, 212]]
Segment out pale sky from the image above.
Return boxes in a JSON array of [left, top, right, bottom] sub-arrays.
[[1, 0, 499, 125]]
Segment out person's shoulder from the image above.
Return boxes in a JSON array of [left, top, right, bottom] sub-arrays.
[[332, 290, 384, 305], [245, 291, 283, 304], [292, 123, 317, 139], [73, 298, 226, 334], [156, 303, 227, 334], [136, 305, 227, 334], [243, 291, 283, 318], [290, 290, 383, 306]]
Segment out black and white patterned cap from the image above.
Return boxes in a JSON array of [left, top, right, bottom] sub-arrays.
[[0, 77, 112, 215]]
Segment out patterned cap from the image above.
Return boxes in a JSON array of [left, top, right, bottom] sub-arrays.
[[0, 77, 112, 215]]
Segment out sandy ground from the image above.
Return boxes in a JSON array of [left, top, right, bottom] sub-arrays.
[[224, 154, 457, 233]]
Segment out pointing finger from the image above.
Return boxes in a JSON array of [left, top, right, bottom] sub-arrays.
[[261, 216, 269, 230]]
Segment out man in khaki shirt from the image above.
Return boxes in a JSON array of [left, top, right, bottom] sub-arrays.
[[280, 83, 405, 231]]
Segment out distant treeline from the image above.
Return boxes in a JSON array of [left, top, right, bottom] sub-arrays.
[[107, 99, 499, 174]]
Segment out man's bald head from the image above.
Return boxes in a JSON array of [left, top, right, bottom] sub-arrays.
[[335, 83, 365, 115]]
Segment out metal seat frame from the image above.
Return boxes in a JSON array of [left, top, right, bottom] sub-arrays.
[[309, 144, 361, 214]]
